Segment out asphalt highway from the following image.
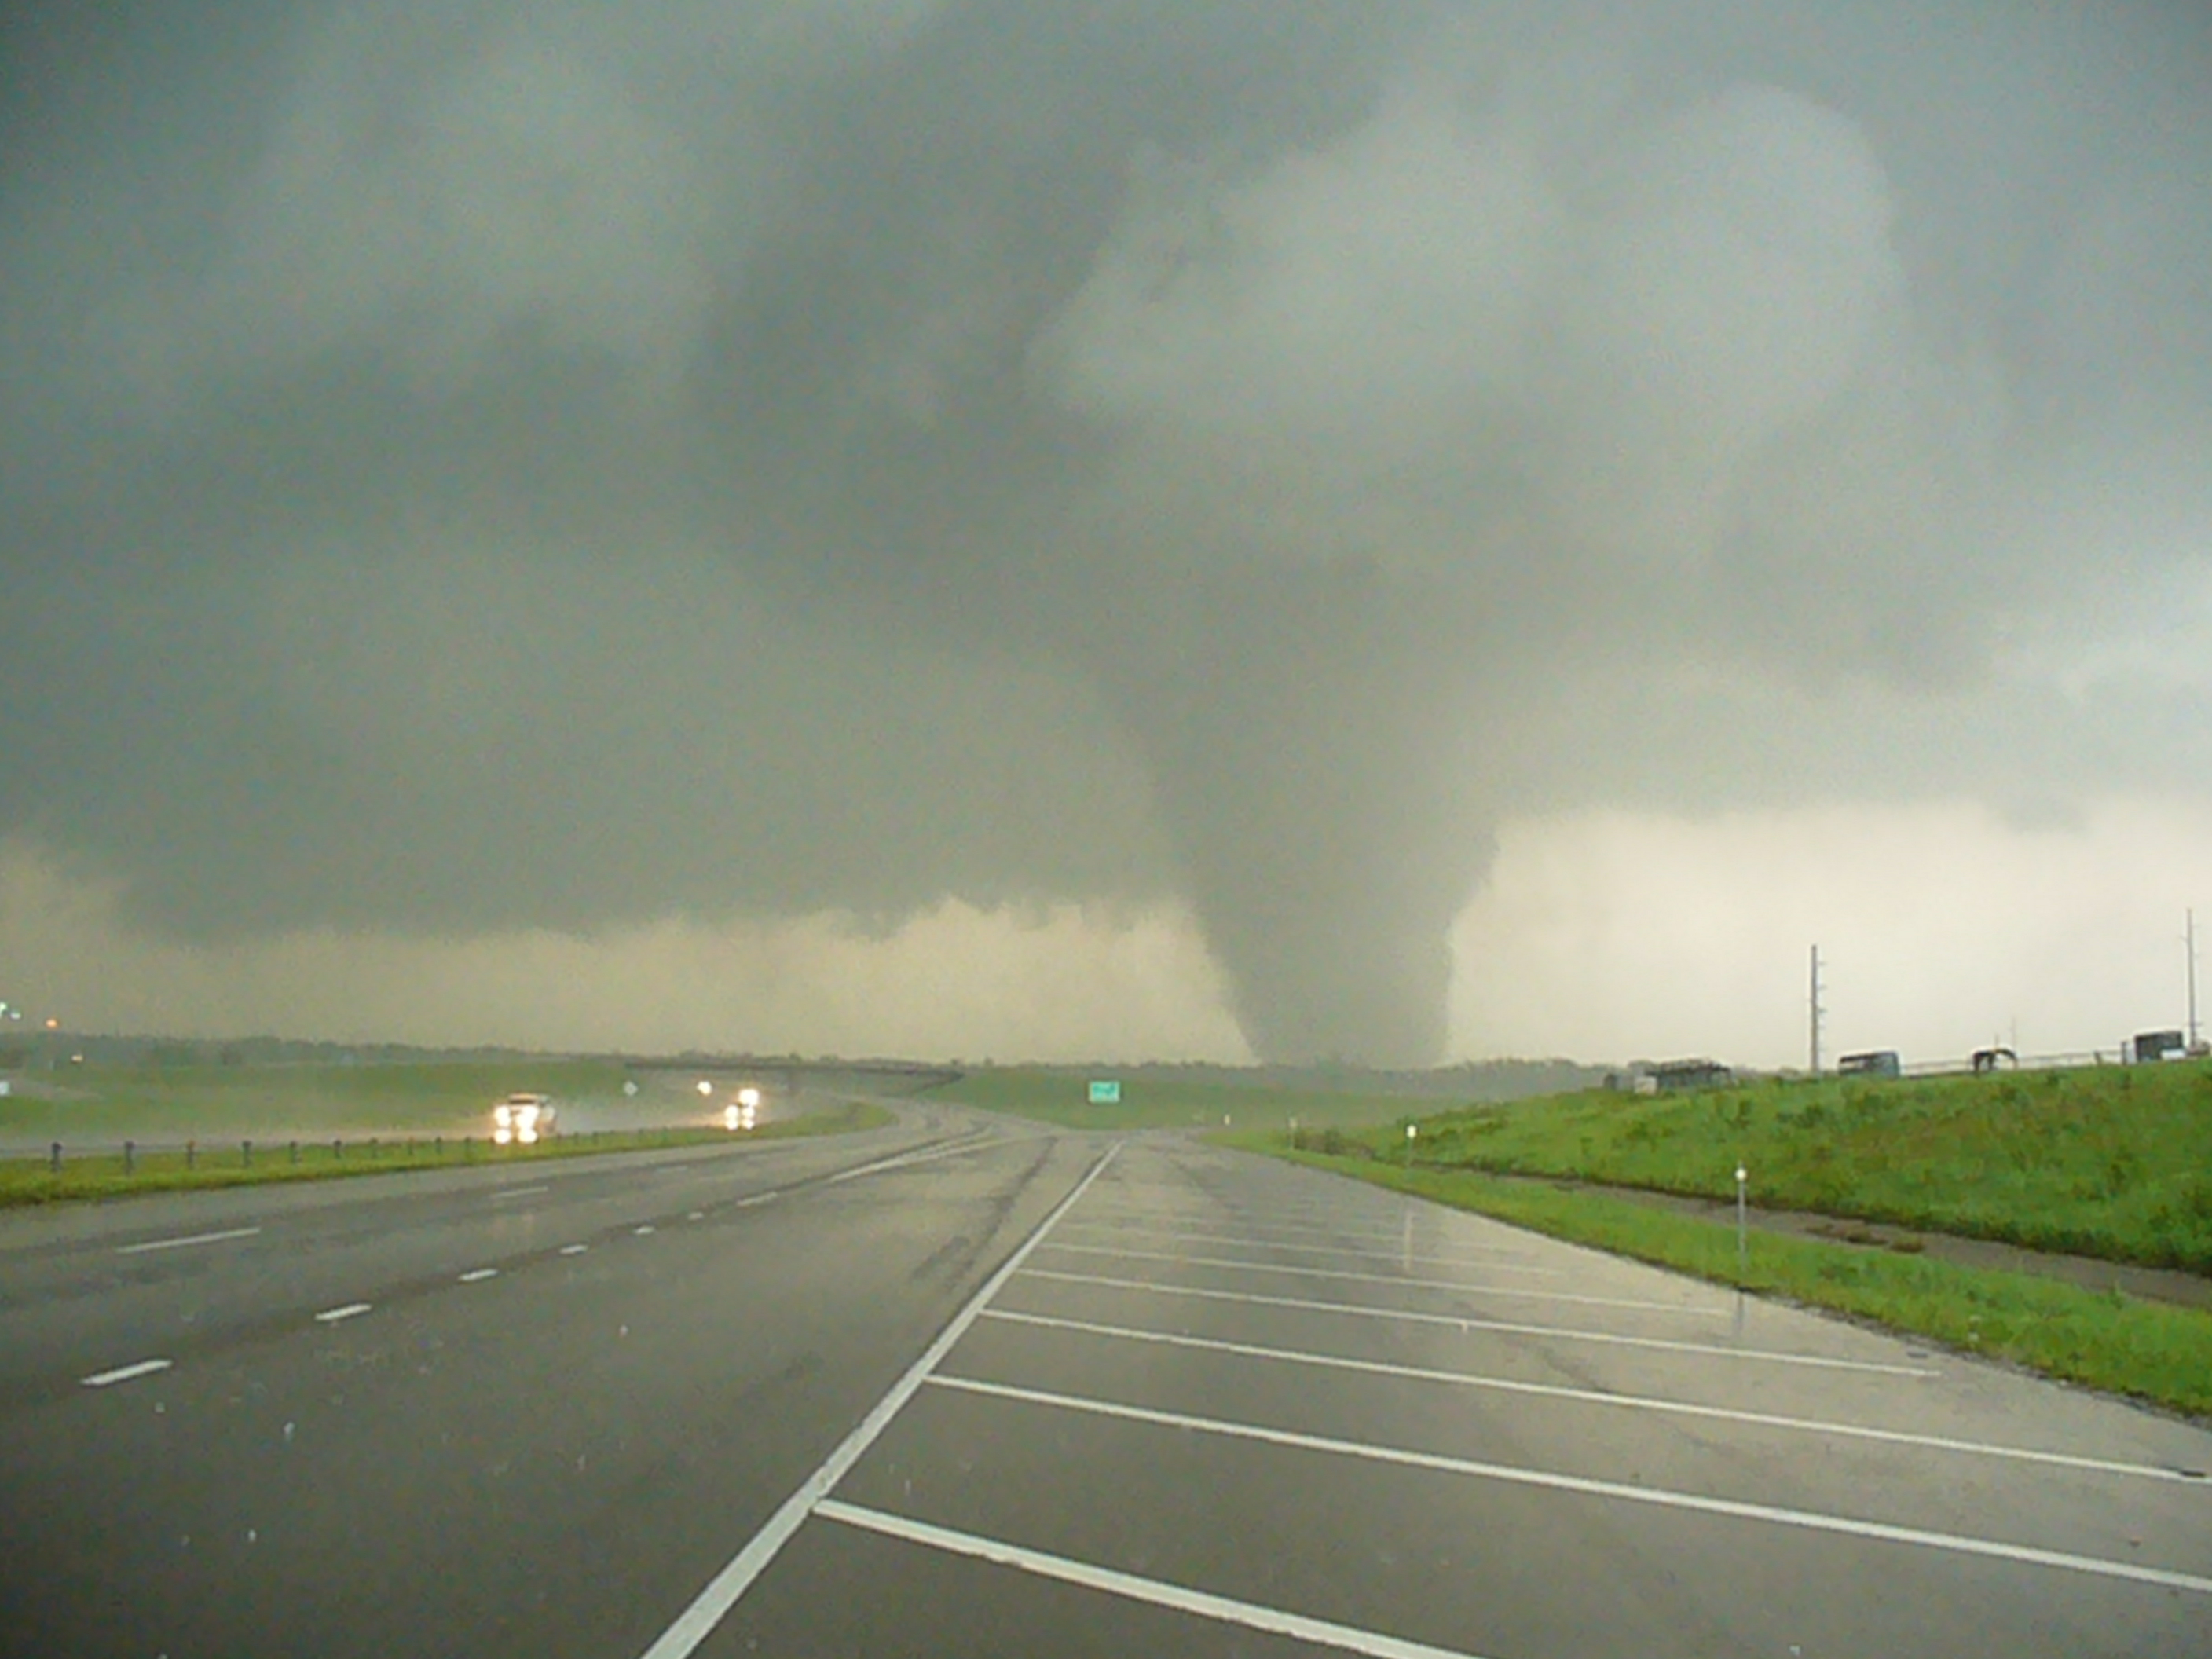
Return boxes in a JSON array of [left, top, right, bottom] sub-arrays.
[[2, 1115, 2208, 1657]]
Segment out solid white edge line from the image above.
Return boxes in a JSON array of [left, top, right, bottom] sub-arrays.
[[1035, 1242, 1727, 1316], [314, 1302, 372, 1323], [115, 1225, 262, 1255], [814, 1500, 1491, 1659], [490, 1185, 550, 1201], [632, 1141, 1122, 1659], [1063, 1211, 1543, 1258], [1013, 1269, 1938, 1376], [977, 1310, 2202, 1485], [458, 1268, 499, 1283], [1049, 1223, 1566, 1276], [925, 1375, 2212, 1598], [559, 1243, 589, 1254], [81, 1357, 174, 1388], [824, 1136, 996, 1185]]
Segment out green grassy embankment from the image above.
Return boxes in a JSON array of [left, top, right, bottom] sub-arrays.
[[924, 1066, 1416, 1133], [1295, 1059, 2212, 1272], [1228, 1060, 2212, 1417]]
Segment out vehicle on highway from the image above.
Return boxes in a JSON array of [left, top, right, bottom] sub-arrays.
[[1837, 1049, 1901, 1079], [492, 1092, 557, 1145], [724, 1085, 761, 1131]]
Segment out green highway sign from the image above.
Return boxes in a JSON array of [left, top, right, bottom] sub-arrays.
[[1087, 1079, 1122, 1105]]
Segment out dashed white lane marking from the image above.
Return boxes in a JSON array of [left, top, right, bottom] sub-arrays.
[[824, 1137, 997, 1185], [314, 1302, 373, 1324], [815, 1500, 1492, 1659], [925, 1375, 2212, 1597], [491, 1185, 550, 1202], [81, 1357, 174, 1388], [115, 1225, 262, 1255], [559, 1244, 590, 1255], [687, 1211, 705, 1221], [633, 1144, 1121, 1659], [1013, 1270, 1938, 1376], [634, 1225, 657, 1236], [1049, 1224, 1565, 1276], [979, 1311, 2202, 1485], [734, 1192, 780, 1208], [1035, 1242, 1726, 1317], [458, 1268, 500, 1283]]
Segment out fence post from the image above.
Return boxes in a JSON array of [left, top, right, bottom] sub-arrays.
[[185, 1140, 196, 1171], [49, 1141, 60, 1174], [243, 1139, 253, 1170], [334, 1138, 342, 1161], [123, 1140, 134, 1175], [289, 1140, 298, 1166]]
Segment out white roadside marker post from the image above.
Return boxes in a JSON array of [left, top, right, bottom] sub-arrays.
[[1405, 1122, 1417, 1170], [1736, 1165, 1749, 1278]]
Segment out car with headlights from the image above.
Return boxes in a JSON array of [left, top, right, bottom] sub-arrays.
[[724, 1085, 761, 1131], [492, 1092, 557, 1144]]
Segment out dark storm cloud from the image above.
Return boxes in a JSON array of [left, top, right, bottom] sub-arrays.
[[2, 0, 2208, 1063]]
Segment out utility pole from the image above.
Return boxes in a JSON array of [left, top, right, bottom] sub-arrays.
[[2189, 908, 2201, 1052], [1809, 944, 1824, 1076]]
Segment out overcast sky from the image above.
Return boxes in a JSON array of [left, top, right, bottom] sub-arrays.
[[2, 1, 2208, 1068]]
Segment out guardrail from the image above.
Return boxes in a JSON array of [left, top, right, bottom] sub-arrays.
[[0, 1123, 709, 1183]]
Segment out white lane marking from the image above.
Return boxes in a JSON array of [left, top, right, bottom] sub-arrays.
[[314, 1302, 372, 1324], [734, 1192, 780, 1208], [491, 1185, 550, 1202], [824, 1137, 996, 1185], [687, 1211, 705, 1221], [1066, 1211, 1544, 1261], [926, 1375, 2212, 1597], [815, 1500, 1490, 1659], [634, 1225, 657, 1236], [980, 1311, 2203, 1486], [559, 1244, 589, 1255], [458, 1268, 500, 1283], [1036, 1242, 1724, 1317], [115, 1225, 262, 1256], [81, 1357, 174, 1388], [1013, 1270, 1937, 1376], [1051, 1224, 1565, 1276], [633, 1144, 1121, 1659]]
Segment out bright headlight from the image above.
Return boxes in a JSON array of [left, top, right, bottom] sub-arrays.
[[493, 1104, 512, 1127]]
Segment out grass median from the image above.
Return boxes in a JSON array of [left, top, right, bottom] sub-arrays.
[[1231, 1139, 2212, 1420], [0, 1100, 892, 1208]]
